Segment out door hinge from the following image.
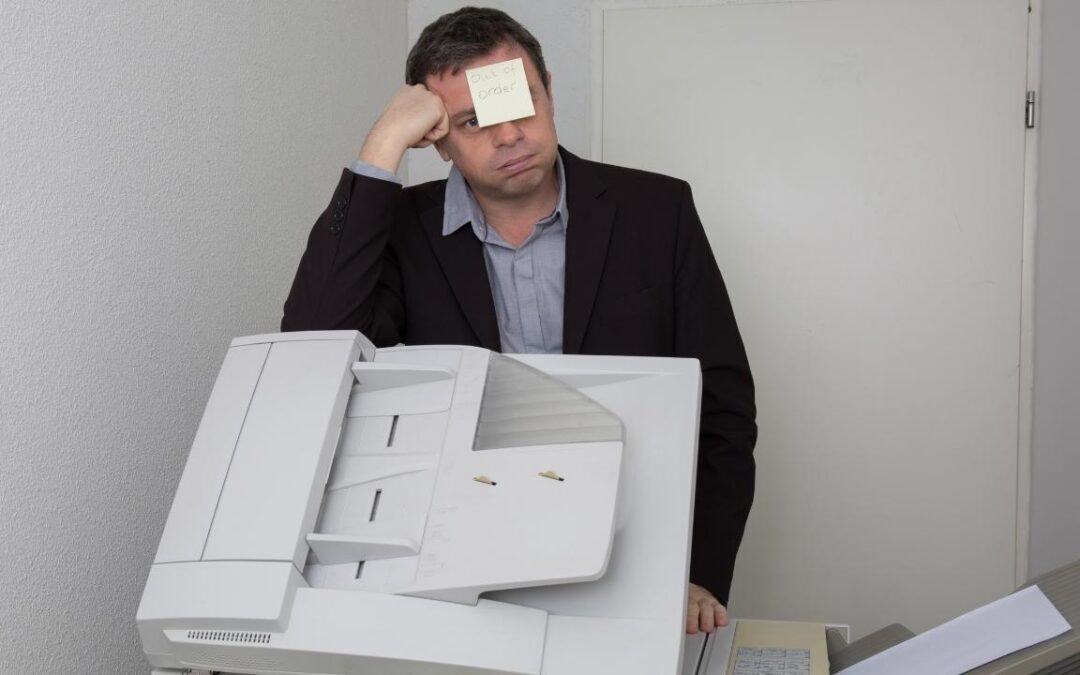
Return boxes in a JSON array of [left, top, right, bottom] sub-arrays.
[[1026, 91, 1036, 129]]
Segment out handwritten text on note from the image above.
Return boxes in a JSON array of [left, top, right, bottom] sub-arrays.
[[465, 57, 536, 127]]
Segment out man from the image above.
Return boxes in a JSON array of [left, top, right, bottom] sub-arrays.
[[282, 7, 756, 635]]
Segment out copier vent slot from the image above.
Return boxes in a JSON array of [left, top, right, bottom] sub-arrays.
[[387, 415, 400, 446], [369, 489, 383, 522], [187, 630, 271, 645]]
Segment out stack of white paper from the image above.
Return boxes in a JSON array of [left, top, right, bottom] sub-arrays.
[[837, 586, 1070, 675]]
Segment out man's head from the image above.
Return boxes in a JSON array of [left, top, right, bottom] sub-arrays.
[[406, 7, 549, 94], [407, 8, 559, 206]]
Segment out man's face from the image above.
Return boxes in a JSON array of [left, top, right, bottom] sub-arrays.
[[426, 42, 559, 202]]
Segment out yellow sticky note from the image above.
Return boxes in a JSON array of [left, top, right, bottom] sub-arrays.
[[465, 57, 536, 127]]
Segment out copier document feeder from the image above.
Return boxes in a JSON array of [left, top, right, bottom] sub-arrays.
[[138, 331, 703, 675]]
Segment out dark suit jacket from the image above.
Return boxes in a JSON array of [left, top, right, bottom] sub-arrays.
[[282, 147, 756, 603]]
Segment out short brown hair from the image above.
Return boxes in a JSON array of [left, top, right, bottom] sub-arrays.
[[406, 7, 549, 91]]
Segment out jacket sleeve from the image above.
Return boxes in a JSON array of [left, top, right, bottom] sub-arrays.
[[673, 182, 758, 605], [281, 169, 406, 346]]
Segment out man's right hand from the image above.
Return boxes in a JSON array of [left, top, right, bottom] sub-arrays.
[[358, 84, 450, 175]]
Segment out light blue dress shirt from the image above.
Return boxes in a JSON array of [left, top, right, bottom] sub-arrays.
[[348, 156, 568, 354]]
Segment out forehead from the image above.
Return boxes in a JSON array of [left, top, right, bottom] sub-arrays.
[[426, 42, 543, 112]]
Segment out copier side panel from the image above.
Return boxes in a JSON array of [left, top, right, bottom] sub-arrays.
[[154, 342, 271, 564], [202, 336, 360, 566]]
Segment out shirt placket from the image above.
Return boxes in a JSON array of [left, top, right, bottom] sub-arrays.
[[513, 240, 544, 353], [534, 224, 563, 353]]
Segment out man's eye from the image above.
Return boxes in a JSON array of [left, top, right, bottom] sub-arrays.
[[465, 117, 479, 128]]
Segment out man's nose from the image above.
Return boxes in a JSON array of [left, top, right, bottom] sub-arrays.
[[491, 120, 524, 146]]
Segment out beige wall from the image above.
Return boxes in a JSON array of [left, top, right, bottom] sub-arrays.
[[0, 2, 405, 671]]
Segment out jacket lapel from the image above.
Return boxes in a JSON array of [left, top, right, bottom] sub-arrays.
[[420, 205, 502, 351], [562, 150, 616, 355]]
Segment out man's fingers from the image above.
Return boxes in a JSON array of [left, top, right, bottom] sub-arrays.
[[430, 106, 450, 140], [686, 583, 729, 634], [685, 601, 700, 635], [699, 601, 716, 633], [413, 108, 449, 150], [715, 602, 730, 628], [422, 125, 447, 145]]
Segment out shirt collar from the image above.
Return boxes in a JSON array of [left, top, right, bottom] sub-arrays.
[[442, 152, 568, 238]]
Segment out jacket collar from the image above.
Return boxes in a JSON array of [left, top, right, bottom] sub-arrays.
[[559, 147, 616, 355]]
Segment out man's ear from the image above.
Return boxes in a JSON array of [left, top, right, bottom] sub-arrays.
[[434, 139, 451, 162]]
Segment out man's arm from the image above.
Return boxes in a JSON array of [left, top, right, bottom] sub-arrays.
[[281, 86, 450, 339], [673, 182, 758, 607], [280, 168, 405, 342]]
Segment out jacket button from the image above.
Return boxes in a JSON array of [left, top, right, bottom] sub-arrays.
[[333, 209, 345, 222], [335, 198, 348, 210], [329, 222, 343, 235]]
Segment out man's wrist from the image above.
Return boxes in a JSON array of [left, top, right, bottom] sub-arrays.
[[358, 130, 407, 175], [349, 159, 402, 185]]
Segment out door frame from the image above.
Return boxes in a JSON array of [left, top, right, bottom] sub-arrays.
[[1016, 0, 1042, 586]]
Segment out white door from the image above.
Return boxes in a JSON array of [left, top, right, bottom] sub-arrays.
[[602, 0, 1031, 637]]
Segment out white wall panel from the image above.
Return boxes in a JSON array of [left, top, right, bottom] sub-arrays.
[[1030, 0, 1080, 580]]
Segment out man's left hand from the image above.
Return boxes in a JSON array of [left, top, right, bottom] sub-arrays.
[[686, 582, 728, 634]]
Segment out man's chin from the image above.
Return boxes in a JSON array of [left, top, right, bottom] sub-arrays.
[[491, 168, 546, 197]]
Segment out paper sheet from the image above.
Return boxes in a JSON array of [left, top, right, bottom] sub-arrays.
[[725, 621, 829, 675], [837, 586, 1071, 675], [465, 57, 535, 127]]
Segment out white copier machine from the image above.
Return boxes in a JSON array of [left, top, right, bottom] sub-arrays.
[[138, 331, 703, 674]]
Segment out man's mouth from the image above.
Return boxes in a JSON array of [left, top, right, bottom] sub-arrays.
[[499, 154, 534, 174]]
